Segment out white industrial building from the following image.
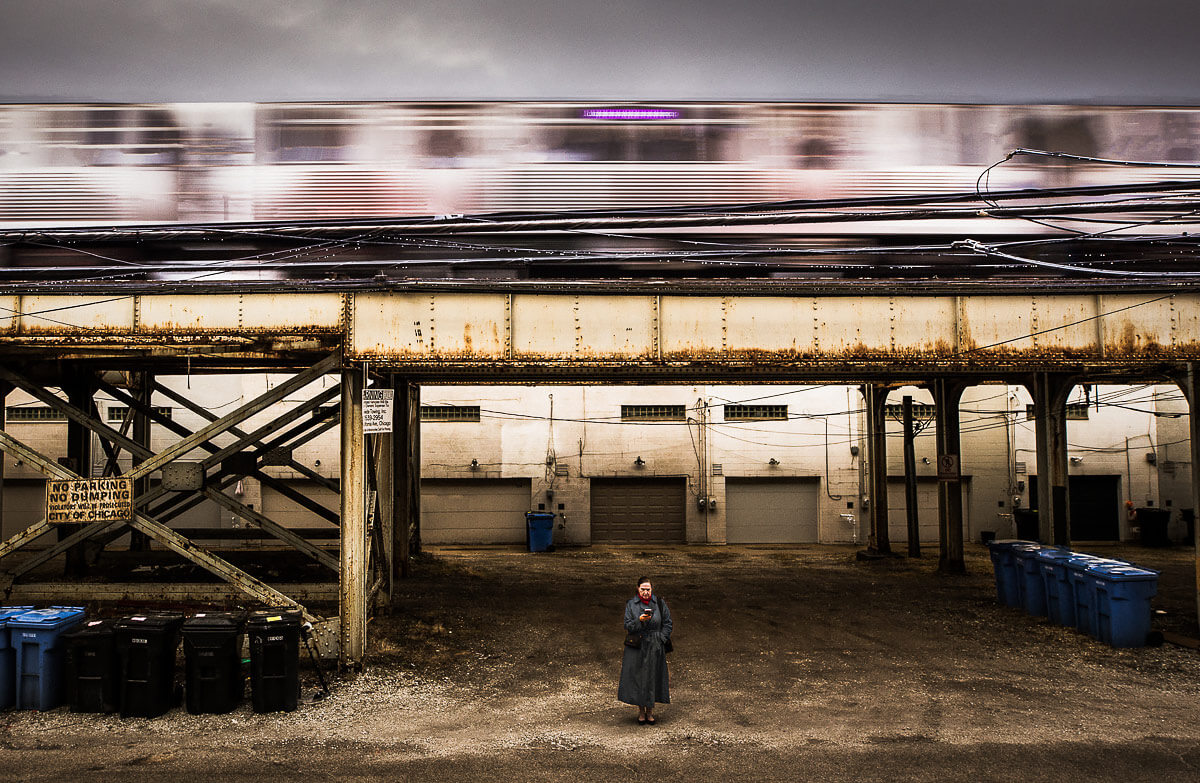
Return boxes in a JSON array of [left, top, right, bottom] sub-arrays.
[[3, 378, 1190, 549]]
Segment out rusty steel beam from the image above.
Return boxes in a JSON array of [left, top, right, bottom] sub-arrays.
[[862, 384, 891, 556], [1176, 364, 1200, 633], [1031, 373, 1076, 546], [6, 582, 339, 603], [934, 379, 968, 574], [340, 367, 367, 668], [198, 485, 338, 572]]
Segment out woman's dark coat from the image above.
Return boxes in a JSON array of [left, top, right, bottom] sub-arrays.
[[618, 595, 672, 707]]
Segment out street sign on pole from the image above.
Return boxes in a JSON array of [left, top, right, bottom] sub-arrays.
[[362, 388, 395, 434], [937, 454, 960, 482]]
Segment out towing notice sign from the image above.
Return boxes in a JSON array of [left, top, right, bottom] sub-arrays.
[[362, 388, 395, 434], [46, 477, 134, 524]]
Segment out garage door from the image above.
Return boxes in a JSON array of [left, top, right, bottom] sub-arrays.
[[262, 480, 340, 529], [421, 478, 532, 544], [724, 478, 820, 543], [2, 479, 46, 539], [590, 478, 686, 544]]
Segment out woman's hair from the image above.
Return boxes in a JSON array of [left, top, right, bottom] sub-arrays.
[[636, 576, 652, 589]]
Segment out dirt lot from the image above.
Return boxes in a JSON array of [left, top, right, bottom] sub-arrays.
[[4, 543, 1200, 782]]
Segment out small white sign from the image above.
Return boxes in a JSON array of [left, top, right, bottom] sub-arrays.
[[362, 388, 395, 434]]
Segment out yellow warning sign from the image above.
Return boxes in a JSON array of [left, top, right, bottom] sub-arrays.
[[46, 477, 135, 524]]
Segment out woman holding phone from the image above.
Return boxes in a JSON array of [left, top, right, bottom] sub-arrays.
[[618, 576, 672, 725]]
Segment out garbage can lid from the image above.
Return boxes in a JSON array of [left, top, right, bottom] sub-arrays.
[[62, 618, 117, 638], [1034, 548, 1075, 563], [0, 606, 35, 622], [116, 612, 185, 632], [1064, 554, 1124, 571], [8, 606, 86, 628], [1084, 562, 1160, 580], [183, 611, 247, 631], [986, 539, 1040, 551], [246, 608, 302, 628]]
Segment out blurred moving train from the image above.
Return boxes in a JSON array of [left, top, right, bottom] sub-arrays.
[[0, 101, 1198, 230]]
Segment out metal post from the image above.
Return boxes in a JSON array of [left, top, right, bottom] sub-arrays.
[[935, 379, 966, 574], [377, 380, 395, 604], [862, 384, 891, 555], [0, 380, 8, 542], [339, 366, 367, 668], [1177, 363, 1200, 632], [902, 395, 921, 558], [130, 372, 151, 552], [63, 373, 94, 575], [1032, 373, 1074, 546]]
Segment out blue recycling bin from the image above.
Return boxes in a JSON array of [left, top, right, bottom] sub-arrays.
[[1065, 555, 1121, 639], [525, 512, 555, 553], [1087, 563, 1159, 648], [985, 540, 1036, 608], [1036, 549, 1078, 626], [1, 607, 36, 709], [1011, 544, 1049, 616], [9, 606, 86, 710]]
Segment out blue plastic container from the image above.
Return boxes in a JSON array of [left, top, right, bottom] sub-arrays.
[[985, 540, 1036, 608], [1, 606, 36, 709], [1086, 563, 1159, 648], [9, 606, 86, 710], [1011, 544, 1049, 616], [525, 512, 555, 553], [1065, 555, 1121, 639], [1036, 549, 1077, 626]]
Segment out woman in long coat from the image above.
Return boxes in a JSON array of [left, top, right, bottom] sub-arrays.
[[618, 576, 672, 725]]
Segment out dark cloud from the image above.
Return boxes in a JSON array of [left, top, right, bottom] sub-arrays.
[[2, 0, 1199, 103]]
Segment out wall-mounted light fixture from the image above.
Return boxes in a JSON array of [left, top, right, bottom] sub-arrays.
[[921, 457, 931, 465], [768, 458, 780, 466], [1069, 456, 1083, 465], [849, 445, 859, 457], [634, 456, 645, 468], [470, 458, 480, 470]]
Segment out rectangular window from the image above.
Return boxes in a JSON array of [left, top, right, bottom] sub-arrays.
[[420, 405, 481, 422], [724, 404, 788, 421], [885, 403, 936, 419], [5, 406, 67, 422], [1025, 404, 1090, 420], [106, 406, 173, 422], [621, 405, 686, 421]]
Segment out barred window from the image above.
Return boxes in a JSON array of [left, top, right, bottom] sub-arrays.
[[621, 405, 686, 421], [312, 405, 339, 421], [421, 405, 481, 422], [5, 406, 67, 422], [885, 403, 936, 419], [106, 406, 173, 422], [1025, 404, 1090, 421], [724, 404, 788, 421]]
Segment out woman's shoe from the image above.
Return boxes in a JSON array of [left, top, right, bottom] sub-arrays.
[[646, 716, 656, 725], [637, 717, 647, 725]]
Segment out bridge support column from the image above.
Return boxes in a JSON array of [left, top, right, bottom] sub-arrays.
[[862, 384, 891, 556], [934, 379, 967, 574], [1031, 373, 1074, 546], [1176, 363, 1200, 632], [63, 372, 96, 576], [129, 372, 152, 552], [340, 366, 367, 669], [391, 376, 420, 587]]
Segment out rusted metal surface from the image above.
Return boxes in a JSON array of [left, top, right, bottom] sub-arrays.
[[3, 291, 1200, 375], [5, 582, 339, 602], [340, 368, 368, 667]]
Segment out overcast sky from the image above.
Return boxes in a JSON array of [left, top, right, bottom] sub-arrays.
[[3, 0, 1200, 104]]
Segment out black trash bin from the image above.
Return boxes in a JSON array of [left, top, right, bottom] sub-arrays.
[[182, 612, 247, 715], [63, 619, 120, 713], [115, 613, 184, 718], [1136, 508, 1171, 546], [247, 609, 301, 713], [1013, 509, 1039, 541]]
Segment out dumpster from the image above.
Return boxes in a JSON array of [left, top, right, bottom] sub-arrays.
[[525, 512, 555, 553], [1087, 563, 1159, 648], [63, 619, 120, 713], [1136, 508, 1171, 547], [182, 612, 247, 714], [115, 613, 184, 718], [1065, 554, 1122, 639], [985, 540, 1037, 608], [1036, 549, 1078, 626], [0, 606, 35, 709], [247, 609, 301, 713], [1011, 544, 1049, 616], [9, 606, 86, 710]]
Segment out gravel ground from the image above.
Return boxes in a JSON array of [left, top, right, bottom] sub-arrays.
[[3, 543, 1200, 781]]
